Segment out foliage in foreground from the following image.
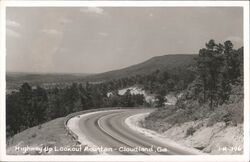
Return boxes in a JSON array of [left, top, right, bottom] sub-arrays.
[[6, 82, 145, 137]]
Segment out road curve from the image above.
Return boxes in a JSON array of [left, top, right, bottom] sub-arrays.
[[68, 108, 200, 155]]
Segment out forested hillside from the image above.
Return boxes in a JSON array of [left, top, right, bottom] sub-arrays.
[[144, 40, 244, 132], [84, 54, 196, 81]]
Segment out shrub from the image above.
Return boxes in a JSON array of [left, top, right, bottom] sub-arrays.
[[31, 133, 37, 138], [207, 108, 228, 127], [227, 101, 243, 125], [186, 126, 196, 137], [207, 97, 243, 127], [38, 125, 42, 129]]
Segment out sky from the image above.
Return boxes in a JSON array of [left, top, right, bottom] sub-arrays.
[[6, 7, 243, 74]]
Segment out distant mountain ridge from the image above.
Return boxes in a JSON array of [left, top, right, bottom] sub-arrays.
[[6, 54, 197, 89], [7, 73, 90, 83], [6, 73, 91, 90], [85, 54, 197, 81]]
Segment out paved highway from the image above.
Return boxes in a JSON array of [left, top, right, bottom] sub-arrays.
[[68, 109, 200, 155]]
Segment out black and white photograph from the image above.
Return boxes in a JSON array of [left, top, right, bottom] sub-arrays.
[[0, 1, 249, 162]]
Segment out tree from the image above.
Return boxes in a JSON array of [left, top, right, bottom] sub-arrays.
[[63, 83, 80, 113], [196, 40, 243, 110], [6, 93, 22, 136], [155, 94, 166, 107], [18, 83, 34, 127], [47, 87, 65, 119], [31, 86, 48, 125], [224, 41, 242, 83], [196, 40, 225, 110], [155, 87, 167, 107], [121, 89, 134, 107]]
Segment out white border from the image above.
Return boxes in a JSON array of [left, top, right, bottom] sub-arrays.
[[2, 1, 250, 7], [0, 1, 249, 162], [0, 0, 6, 161]]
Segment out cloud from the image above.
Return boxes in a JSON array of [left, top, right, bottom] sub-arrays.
[[80, 7, 104, 15], [6, 28, 20, 38], [58, 47, 69, 53], [149, 13, 154, 18], [6, 20, 21, 38], [98, 32, 109, 37], [6, 20, 20, 28], [60, 18, 71, 24], [41, 29, 62, 35]]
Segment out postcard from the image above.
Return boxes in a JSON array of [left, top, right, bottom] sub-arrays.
[[0, 1, 249, 162]]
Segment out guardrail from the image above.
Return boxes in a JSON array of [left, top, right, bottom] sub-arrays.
[[64, 107, 145, 144]]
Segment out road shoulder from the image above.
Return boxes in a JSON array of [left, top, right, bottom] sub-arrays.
[[125, 113, 203, 155]]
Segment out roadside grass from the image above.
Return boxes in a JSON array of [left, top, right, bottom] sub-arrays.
[[186, 126, 196, 137], [207, 99, 243, 127], [207, 83, 243, 127], [6, 117, 93, 155], [6, 107, 143, 155], [143, 84, 243, 133]]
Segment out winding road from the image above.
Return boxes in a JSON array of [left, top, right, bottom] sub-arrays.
[[67, 108, 201, 155]]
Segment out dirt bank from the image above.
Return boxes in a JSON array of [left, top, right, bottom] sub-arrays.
[[126, 113, 243, 155]]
